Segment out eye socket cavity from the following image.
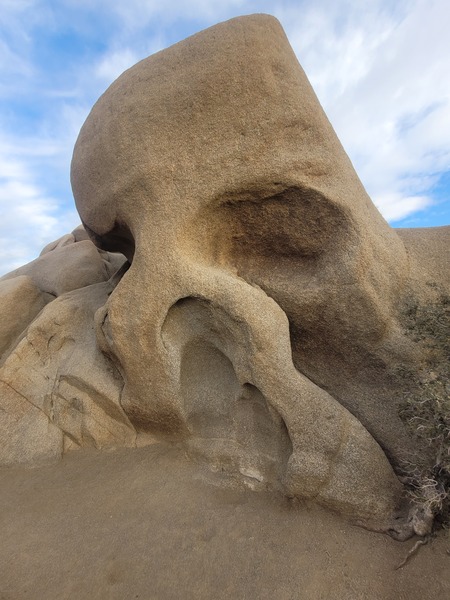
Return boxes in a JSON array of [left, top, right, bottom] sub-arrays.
[[184, 184, 354, 283], [222, 186, 349, 257]]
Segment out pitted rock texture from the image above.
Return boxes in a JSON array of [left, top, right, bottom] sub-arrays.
[[1, 15, 449, 540]]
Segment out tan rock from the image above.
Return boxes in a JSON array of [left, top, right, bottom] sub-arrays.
[[0, 379, 64, 466], [1, 15, 448, 540], [0, 280, 136, 465], [39, 232, 76, 256], [71, 14, 442, 537], [1, 223, 126, 297], [0, 275, 50, 362]]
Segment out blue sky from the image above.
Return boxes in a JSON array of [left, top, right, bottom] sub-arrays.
[[0, 0, 449, 275]]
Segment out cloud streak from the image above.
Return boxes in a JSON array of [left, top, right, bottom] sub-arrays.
[[0, 135, 79, 273]]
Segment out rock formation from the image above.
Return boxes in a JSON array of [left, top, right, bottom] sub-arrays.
[[1, 15, 449, 540]]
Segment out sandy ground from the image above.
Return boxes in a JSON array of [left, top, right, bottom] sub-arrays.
[[1, 444, 449, 600]]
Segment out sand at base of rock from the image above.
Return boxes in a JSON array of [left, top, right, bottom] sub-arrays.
[[1, 444, 449, 600]]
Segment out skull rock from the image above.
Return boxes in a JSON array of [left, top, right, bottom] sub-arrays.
[[70, 15, 447, 537]]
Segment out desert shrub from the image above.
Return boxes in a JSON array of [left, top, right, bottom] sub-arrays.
[[398, 291, 450, 525]]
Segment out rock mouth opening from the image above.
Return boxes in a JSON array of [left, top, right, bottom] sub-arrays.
[[162, 296, 293, 489]]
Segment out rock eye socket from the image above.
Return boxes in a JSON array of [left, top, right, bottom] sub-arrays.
[[190, 185, 352, 283]]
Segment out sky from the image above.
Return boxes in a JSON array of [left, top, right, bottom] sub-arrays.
[[0, 0, 449, 275]]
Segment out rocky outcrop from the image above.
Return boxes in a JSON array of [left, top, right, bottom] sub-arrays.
[[0, 228, 130, 465], [1, 15, 449, 540]]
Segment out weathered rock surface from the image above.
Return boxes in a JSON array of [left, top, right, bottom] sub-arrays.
[[1, 232, 124, 297], [0, 275, 50, 361], [0, 280, 135, 466], [0, 226, 129, 465], [1, 15, 449, 541]]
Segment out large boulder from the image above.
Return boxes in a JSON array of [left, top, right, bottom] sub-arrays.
[[1, 15, 448, 539]]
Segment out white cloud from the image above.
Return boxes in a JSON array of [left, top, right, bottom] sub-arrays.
[[0, 137, 79, 274], [95, 48, 141, 83], [65, 0, 247, 30], [0, 38, 32, 76], [94, 35, 167, 86], [372, 192, 432, 222]]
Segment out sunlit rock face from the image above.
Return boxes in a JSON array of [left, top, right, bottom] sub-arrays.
[[1, 15, 449, 539], [0, 226, 131, 464]]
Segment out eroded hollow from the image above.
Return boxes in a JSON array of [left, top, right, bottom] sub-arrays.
[[163, 297, 292, 487], [183, 184, 353, 286], [83, 220, 135, 263]]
